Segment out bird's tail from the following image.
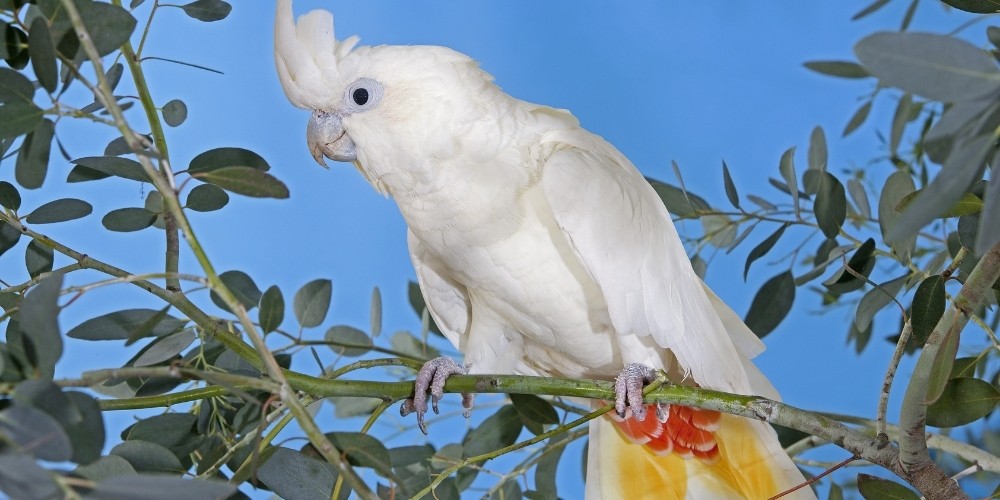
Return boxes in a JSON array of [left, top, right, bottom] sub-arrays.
[[585, 404, 815, 499]]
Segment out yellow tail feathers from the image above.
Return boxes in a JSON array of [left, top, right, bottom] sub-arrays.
[[586, 411, 815, 499]]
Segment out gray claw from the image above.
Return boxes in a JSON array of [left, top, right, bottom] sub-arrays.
[[401, 357, 474, 434], [614, 363, 658, 422]]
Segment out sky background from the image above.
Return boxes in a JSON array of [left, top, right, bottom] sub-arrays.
[[2, 1, 993, 498]]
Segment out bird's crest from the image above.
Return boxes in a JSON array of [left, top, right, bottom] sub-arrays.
[[274, 0, 360, 110]]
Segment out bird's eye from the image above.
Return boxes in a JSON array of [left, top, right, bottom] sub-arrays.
[[344, 78, 383, 113]]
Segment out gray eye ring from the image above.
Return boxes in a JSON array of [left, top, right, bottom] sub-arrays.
[[344, 78, 384, 113]]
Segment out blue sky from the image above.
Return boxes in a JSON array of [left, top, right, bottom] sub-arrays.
[[3, 1, 989, 497]]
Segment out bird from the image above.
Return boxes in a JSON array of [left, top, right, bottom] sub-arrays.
[[274, 1, 814, 498]]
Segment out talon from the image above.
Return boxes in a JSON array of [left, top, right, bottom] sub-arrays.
[[614, 363, 658, 422], [401, 356, 474, 434]]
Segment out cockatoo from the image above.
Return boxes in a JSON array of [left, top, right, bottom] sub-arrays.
[[275, 2, 814, 498]]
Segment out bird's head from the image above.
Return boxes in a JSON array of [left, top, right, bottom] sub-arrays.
[[274, 0, 501, 195]]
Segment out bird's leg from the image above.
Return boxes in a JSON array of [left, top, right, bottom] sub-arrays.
[[399, 356, 474, 434], [614, 362, 669, 422]]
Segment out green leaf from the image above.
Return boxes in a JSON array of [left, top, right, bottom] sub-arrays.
[[926, 377, 1000, 427], [27, 18, 58, 94], [19, 272, 63, 379], [0, 221, 22, 258], [855, 32, 1000, 102], [256, 447, 345, 500], [854, 274, 908, 332], [188, 146, 270, 173], [744, 223, 788, 280], [744, 271, 795, 338], [125, 413, 197, 450], [102, 207, 156, 232], [534, 433, 569, 499], [0, 102, 44, 140], [370, 286, 382, 337], [70, 156, 151, 182], [911, 274, 946, 347], [111, 440, 184, 473], [700, 214, 736, 248], [0, 67, 35, 104], [388, 445, 434, 468], [325, 432, 392, 476], [184, 183, 229, 212], [14, 118, 55, 190], [294, 278, 332, 328], [2, 23, 29, 69], [76, 1, 138, 57], [64, 391, 106, 464], [889, 93, 913, 155], [976, 167, 1000, 255], [847, 178, 872, 220], [408, 280, 442, 336], [324, 325, 372, 357], [88, 475, 236, 500], [721, 160, 740, 210], [803, 60, 870, 79], [779, 147, 799, 216], [67, 309, 187, 341], [390, 331, 439, 361], [878, 170, 917, 260], [941, 0, 1000, 13], [210, 270, 262, 312], [824, 238, 877, 295], [646, 177, 711, 217], [807, 125, 827, 171], [25, 239, 53, 278], [192, 166, 289, 199], [25, 198, 92, 224], [463, 405, 523, 458], [857, 474, 919, 500], [73, 455, 136, 482], [181, 0, 233, 22], [0, 405, 72, 461], [132, 329, 195, 367], [491, 480, 522, 500], [813, 171, 847, 239], [0, 452, 61, 499], [926, 318, 961, 405], [510, 393, 559, 425], [161, 98, 187, 127], [330, 397, 381, 418], [0, 181, 21, 210], [843, 100, 872, 136], [259, 285, 284, 333]]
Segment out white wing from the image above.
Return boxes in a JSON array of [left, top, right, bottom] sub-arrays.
[[408, 230, 470, 350], [536, 129, 765, 395]]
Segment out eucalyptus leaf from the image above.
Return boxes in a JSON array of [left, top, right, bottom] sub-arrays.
[[854, 274, 908, 332], [132, 329, 196, 367], [911, 275, 946, 347], [324, 432, 392, 476], [843, 100, 872, 136], [73, 455, 136, 482], [462, 405, 523, 458], [256, 447, 344, 500], [192, 166, 289, 199], [259, 285, 284, 333], [925, 377, 1000, 427], [847, 178, 872, 220], [0, 67, 35, 104], [813, 171, 847, 239], [0, 405, 72, 461], [67, 309, 188, 341], [70, 156, 151, 182], [14, 118, 55, 189], [0, 101, 44, 140], [27, 18, 58, 94], [110, 440, 184, 473], [188, 146, 270, 173], [941, 0, 1000, 14], [646, 177, 711, 217], [803, 60, 870, 79], [325, 325, 372, 357], [510, 393, 559, 425], [976, 169, 1000, 254], [181, 0, 233, 22], [721, 160, 740, 209], [294, 278, 332, 328], [878, 170, 917, 260], [185, 183, 229, 212], [161, 98, 187, 127], [88, 474, 236, 500], [744, 223, 788, 280], [102, 207, 156, 232], [0, 181, 21, 210], [0, 451, 61, 500], [210, 270, 263, 312], [19, 272, 63, 379], [857, 474, 919, 500], [807, 125, 827, 172], [744, 271, 795, 338], [24, 239, 53, 278], [778, 147, 799, 216]]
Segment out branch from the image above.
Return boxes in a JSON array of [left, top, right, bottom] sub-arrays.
[[898, 242, 1000, 498]]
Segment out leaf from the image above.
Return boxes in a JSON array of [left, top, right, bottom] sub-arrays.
[[0, 452, 62, 500], [0, 181, 21, 210], [926, 317, 961, 405], [75, 1, 138, 57], [0, 405, 72, 461], [2, 23, 29, 70], [14, 118, 55, 189], [294, 278, 332, 328], [324, 325, 372, 357], [63, 391, 106, 465], [807, 125, 827, 172], [646, 177, 711, 217], [256, 447, 343, 500], [857, 474, 920, 500], [854, 274, 909, 332], [779, 147, 799, 216], [0, 101, 44, 140], [926, 377, 1000, 427], [161, 98, 187, 127], [855, 32, 1000, 102], [0, 221, 21, 258], [843, 100, 872, 136], [210, 270, 262, 312], [188, 146, 270, 173], [192, 166, 289, 199], [744, 223, 788, 280], [890, 93, 913, 155], [111, 440, 184, 473], [88, 474, 236, 500], [388, 445, 434, 468], [462, 405, 523, 458], [803, 60, 870, 79], [510, 393, 559, 425], [181, 0, 233, 22], [67, 309, 188, 341], [976, 166, 1000, 254], [324, 432, 392, 476], [370, 286, 382, 338], [184, 183, 229, 212], [390, 331, 439, 360], [911, 274, 946, 347], [878, 170, 917, 260], [70, 156, 151, 182], [491, 480, 522, 500], [0, 67, 35, 104], [744, 271, 795, 338], [823, 238, 878, 295], [721, 160, 740, 210], [534, 433, 569, 499], [259, 285, 284, 333], [25, 198, 92, 224], [132, 329, 195, 367], [408, 280, 441, 336], [24, 239, 53, 278], [700, 214, 736, 248], [813, 171, 847, 239], [73, 455, 136, 482], [19, 271, 63, 378], [941, 0, 1000, 13], [330, 397, 382, 418], [102, 207, 156, 232], [125, 413, 198, 450], [27, 18, 57, 94], [847, 178, 872, 220]]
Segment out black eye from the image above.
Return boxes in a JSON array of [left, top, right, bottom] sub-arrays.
[[352, 88, 369, 105], [344, 78, 384, 113]]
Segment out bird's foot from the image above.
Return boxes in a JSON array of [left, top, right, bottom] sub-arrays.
[[614, 363, 669, 422], [400, 356, 474, 434]]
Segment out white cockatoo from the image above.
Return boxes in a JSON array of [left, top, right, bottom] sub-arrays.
[[275, 2, 814, 498]]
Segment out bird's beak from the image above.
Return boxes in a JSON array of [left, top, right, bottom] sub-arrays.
[[306, 110, 357, 166]]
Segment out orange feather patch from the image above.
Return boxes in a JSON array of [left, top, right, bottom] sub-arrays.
[[610, 404, 722, 462]]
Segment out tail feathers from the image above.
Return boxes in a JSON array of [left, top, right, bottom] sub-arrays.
[[586, 408, 815, 499]]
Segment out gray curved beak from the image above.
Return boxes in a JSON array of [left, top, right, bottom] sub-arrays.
[[307, 110, 357, 166]]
